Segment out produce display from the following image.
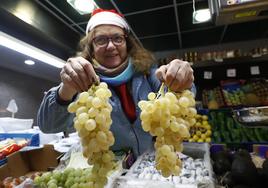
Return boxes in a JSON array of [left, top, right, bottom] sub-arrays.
[[202, 79, 268, 108], [202, 87, 225, 109], [244, 79, 268, 105], [34, 168, 94, 188], [127, 151, 212, 186], [2, 79, 266, 188], [188, 114, 212, 143], [66, 82, 116, 188], [1, 172, 42, 188], [222, 88, 246, 107], [138, 84, 196, 177], [210, 110, 268, 143]]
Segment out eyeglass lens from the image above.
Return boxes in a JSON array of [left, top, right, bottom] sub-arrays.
[[94, 34, 125, 47]]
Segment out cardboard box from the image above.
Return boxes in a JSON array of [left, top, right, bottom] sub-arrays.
[[253, 144, 268, 158], [0, 145, 62, 180]]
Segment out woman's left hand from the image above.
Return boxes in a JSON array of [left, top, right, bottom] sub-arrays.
[[155, 59, 194, 92]]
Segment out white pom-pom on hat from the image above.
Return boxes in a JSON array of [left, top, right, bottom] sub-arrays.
[[86, 9, 130, 33]]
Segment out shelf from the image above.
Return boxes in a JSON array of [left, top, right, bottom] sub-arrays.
[[199, 105, 268, 112], [192, 54, 268, 68]]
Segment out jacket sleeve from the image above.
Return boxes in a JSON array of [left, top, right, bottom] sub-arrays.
[[37, 85, 76, 133]]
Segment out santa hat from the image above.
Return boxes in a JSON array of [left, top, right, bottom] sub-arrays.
[[86, 9, 130, 33]]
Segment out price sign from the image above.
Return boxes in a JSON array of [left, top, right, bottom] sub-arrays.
[[204, 71, 212, 79], [227, 69, 236, 77], [250, 66, 260, 75]]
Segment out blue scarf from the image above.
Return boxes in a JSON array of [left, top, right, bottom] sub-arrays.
[[98, 58, 135, 86]]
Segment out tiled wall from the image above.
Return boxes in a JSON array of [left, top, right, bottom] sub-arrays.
[[0, 67, 57, 126]]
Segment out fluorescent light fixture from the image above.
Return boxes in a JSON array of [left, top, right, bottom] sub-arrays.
[[67, 0, 96, 15], [13, 2, 35, 25], [24, 60, 35, 65], [193, 9, 211, 24], [0, 31, 65, 68]]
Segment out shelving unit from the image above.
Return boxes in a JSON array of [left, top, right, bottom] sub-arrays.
[[192, 54, 268, 102], [192, 54, 268, 68]]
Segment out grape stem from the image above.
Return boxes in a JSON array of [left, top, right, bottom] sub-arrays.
[[156, 83, 165, 99]]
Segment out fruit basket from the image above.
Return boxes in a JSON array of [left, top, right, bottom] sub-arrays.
[[232, 106, 268, 128]]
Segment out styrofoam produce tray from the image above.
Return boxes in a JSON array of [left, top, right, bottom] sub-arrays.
[[112, 142, 215, 188]]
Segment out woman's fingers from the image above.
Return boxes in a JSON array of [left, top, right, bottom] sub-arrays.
[[171, 69, 194, 91], [62, 57, 99, 92], [156, 59, 194, 92], [77, 57, 99, 85], [171, 60, 194, 91], [60, 69, 81, 92], [63, 62, 85, 91], [165, 62, 181, 88], [71, 62, 90, 91], [155, 64, 168, 82], [169, 66, 186, 91]]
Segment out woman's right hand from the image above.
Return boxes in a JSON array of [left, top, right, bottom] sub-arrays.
[[58, 57, 99, 101]]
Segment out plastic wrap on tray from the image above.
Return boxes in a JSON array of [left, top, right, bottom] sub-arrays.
[[115, 142, 215, 188], [112, 177, 176, 188]]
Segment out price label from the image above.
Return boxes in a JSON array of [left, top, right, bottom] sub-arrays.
[[227, 69, 236, 77], [204, 71, 212, 79], [250, 66, 260, 75]]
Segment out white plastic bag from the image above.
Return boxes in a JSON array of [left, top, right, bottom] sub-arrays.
[[0, 117, 33, 132]]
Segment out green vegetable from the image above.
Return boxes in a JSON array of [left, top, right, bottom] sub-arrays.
[[254, 128, 265, 142], [213, 131, 222, 143], [222, 131, 231, 143], [226, 117, 234, 131], [232, 129, 241, 143]]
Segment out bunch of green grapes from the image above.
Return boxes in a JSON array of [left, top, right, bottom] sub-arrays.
[[67, 82, 116, 188], [138, 85, 196, 177], [34, 168, 93, 188]]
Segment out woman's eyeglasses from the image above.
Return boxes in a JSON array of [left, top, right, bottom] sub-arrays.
[[93, 34, 126, 47]]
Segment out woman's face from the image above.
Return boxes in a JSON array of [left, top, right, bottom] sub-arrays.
[[92, 25, 128, 68]]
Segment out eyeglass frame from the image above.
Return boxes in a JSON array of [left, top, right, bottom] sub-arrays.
[[92, 34, 127, 47]]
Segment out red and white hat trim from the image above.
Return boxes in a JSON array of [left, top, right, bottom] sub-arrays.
[[86, 9, 130, 33]]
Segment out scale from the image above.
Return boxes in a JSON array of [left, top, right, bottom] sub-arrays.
[[209, 0, 268, 25], [232, 106, 268, 128]]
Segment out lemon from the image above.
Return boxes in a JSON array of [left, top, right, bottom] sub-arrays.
[[205, 138, 211, 143]]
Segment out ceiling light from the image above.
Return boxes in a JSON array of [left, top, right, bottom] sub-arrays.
[[24, 60, 35, 65], [67, 0, 96, 15], [192, 0, 211, 24], [13, 1, 35, 25], [193, 9, 212, 24], [0, 31, 65, 68]]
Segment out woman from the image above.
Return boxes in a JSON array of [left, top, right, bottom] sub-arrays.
[[37, 9, 194, 157]]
